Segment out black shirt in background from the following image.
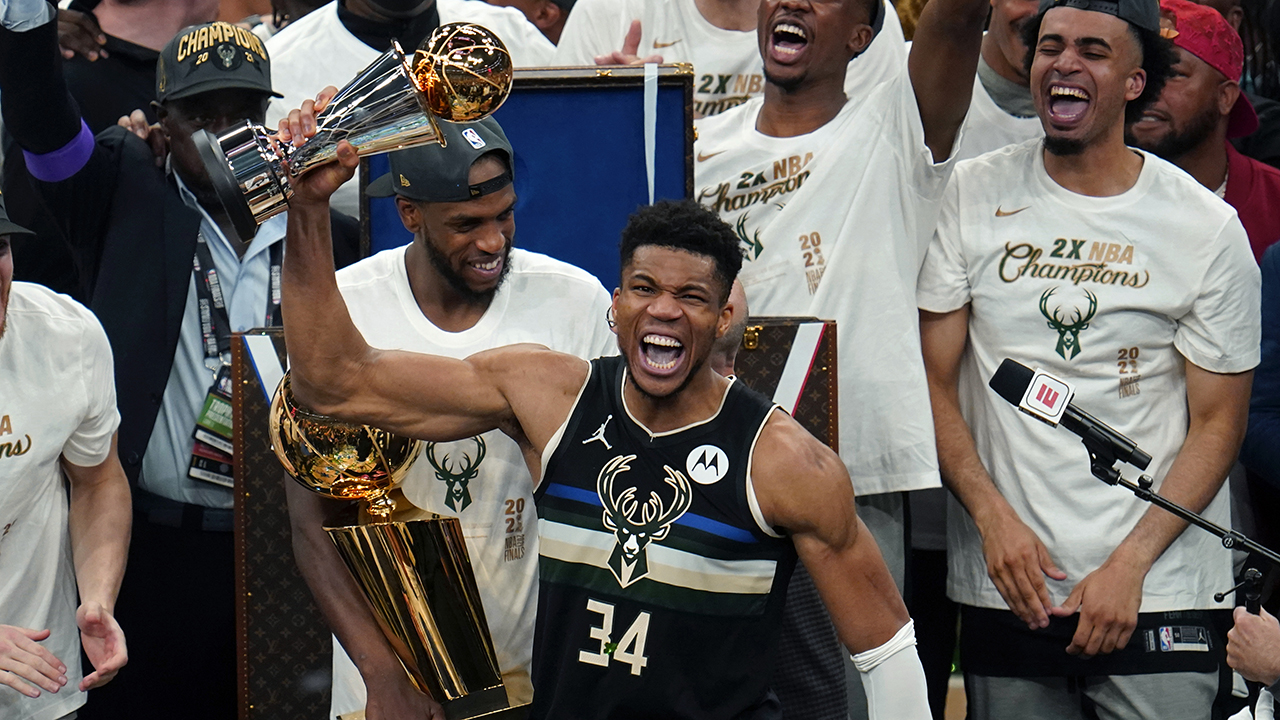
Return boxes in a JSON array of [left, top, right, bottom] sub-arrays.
[[64, 34, 159, 133]]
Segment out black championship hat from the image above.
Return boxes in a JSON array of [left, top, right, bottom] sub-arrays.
[[366, 117, 514, 203], [156, 21, 282, 103], [0, 193, 34, 240], [1038, 0, 1161, 31]]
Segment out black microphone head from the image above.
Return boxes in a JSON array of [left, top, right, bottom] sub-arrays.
[[989, 359, 1035, 406]]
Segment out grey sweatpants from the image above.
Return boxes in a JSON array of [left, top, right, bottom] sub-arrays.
[[964, 671, 1219, 720]]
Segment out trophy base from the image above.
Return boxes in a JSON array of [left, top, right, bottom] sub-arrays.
[[193, 128, 263, 242]]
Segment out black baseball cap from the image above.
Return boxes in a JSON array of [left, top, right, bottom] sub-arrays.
[[156, 21, 282, 104], [366, 117, 514, 203], [1038, 0, 1161, 31], [0, 194, 33, 240]]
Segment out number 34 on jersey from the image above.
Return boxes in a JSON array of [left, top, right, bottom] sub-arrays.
[[578, 598, 652, 676]]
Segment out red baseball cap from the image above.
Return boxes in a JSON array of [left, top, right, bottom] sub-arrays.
[[1158, 0, 1259, 137]]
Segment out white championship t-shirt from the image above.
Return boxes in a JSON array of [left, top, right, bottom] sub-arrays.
[[328, 246, 616, 717], [266, 0, 556, 216], [693, 69, 959, 496], [554, 0, 905, 118], [0, 283, 119, 720], [917, 139, 1261, 612]]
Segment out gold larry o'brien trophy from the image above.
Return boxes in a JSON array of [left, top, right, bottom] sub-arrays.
[[194, 22, 513, 241], [269, 373, 529, 720]]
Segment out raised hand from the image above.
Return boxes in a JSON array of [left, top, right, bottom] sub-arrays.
[[0, 625, 67, 698], [594, 20, 663, 66], [77, 601, 127, 690], [57, 8, 107, 61], [276, 86, 358, 206], [979, 510, 1067, 629]]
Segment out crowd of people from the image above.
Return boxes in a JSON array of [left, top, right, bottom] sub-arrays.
[[2, 0, 1280, 715]]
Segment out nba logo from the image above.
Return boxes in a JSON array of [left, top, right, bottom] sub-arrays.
[[1159, 627, 1173, 652], [462, 128, 487, 149], [1018, 370, 1074, 426]]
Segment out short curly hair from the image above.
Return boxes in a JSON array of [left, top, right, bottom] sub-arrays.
[[619, 199, 743, 303], [1021, 10, 1177, 125]]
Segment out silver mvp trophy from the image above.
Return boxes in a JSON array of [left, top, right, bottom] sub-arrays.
[[193, 23, 513, 240]]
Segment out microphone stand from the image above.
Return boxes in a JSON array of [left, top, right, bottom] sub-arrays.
[[1082, 436, 1274, 711], [1081, 439, 1280, 574]]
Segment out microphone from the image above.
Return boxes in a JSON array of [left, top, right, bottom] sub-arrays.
[[988, 358, 1152, 471]]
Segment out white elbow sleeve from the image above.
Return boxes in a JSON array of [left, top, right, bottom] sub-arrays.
[[852, 619, 932, 720]]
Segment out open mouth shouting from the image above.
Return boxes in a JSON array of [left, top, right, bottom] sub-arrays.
[[639, 333, 686, 375], [1046, 84, 1091, 127], [769, 19, 810, 64]]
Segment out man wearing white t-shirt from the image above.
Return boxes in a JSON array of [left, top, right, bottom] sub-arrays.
[[285, 118, 615, 720], [0, 200, 131, 720], [918, 0, 1258, 714], [695, 0, 985, 590], [693, 0, 985, 715], [554, 0, 905, 118], [265, 0, 555, 216]]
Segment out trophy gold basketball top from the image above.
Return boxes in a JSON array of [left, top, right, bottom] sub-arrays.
[[195, 23, 514, 241]]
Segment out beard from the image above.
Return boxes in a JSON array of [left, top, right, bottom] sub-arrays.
[[1044, 135, 1087, 156], [423, 234, 514, 303], [1125, 105, 1219, 162]]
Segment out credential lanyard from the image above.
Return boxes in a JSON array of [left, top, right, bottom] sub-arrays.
[[192, 230, 283, 373]]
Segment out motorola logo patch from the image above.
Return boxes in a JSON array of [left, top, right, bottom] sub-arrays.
[[686, 445, 729, 485]]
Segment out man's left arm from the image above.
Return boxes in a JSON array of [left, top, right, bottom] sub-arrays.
[[905, 0, 988, 160], [1051, 363, 1252, 657], [62, 434, 131, 690], [753, 414, 930, 720]]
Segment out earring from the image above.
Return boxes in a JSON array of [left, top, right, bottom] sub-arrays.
[[606, 307, 616, 329]]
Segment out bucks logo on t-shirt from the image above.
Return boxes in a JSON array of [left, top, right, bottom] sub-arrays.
[[596, 455, 693, 588], [734, 214, 764, 261], [424, 436, 486, 512], [1039, 286, 1098, 360]]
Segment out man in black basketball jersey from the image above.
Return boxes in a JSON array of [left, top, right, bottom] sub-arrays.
[[274, 94, 931, 720]]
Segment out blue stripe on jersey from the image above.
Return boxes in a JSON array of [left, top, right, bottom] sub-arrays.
[[542, 482, 759, 544]]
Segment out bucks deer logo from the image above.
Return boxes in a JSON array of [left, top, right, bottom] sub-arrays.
[[1039, 287, 1098, 360], [425, 437, 486, 512], [597, 455, 693, 587], [735, 214, 764, 261]]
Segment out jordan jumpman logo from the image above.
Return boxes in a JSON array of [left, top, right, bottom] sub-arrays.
[[583, 415, 613, 450]]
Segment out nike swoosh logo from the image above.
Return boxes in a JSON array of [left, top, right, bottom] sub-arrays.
[[653, 39, 682, 48], [995, 205, 1030, 217], [697, 150, 725, 162]]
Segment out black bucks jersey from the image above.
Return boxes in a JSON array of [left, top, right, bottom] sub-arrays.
[[531, 355, 798, 719]]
